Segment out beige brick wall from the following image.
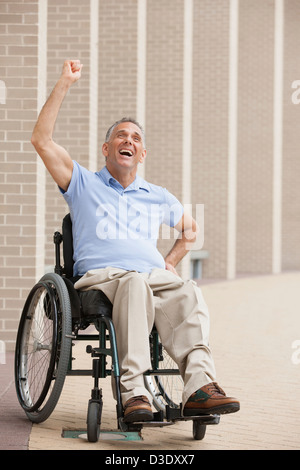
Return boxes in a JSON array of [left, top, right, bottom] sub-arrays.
[[0, 0, 45, 350], [145, 0, 184, 262], [97, 0, 139, 168], [282, 0, 300, 270], [236, 0, 274, 274], [45, 0, 91, 267], [192, 0, 230, 279]]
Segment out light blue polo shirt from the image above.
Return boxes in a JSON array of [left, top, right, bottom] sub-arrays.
[[61, 161, 184, 276]]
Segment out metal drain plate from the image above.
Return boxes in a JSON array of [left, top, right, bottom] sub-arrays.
[[62, 429, 142, 441]]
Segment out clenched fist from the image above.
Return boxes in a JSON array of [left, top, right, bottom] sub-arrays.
[[61, 59, 83, 85]]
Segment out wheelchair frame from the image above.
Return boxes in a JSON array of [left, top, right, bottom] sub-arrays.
[[14, 214, 220, 443]]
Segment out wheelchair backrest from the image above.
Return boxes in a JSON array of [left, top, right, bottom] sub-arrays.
[[62, 213, 74, 279]]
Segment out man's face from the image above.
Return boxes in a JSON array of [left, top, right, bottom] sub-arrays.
[[102, 122, 146, 173]]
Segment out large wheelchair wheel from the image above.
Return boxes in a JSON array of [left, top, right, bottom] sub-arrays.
[[15, 273, 72, 423], [144, 331, 184, 416]]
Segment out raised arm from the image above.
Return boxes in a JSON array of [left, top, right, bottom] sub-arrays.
[[31, 60, 83, 191]]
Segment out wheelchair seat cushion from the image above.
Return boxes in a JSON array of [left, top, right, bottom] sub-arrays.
[[78, 289, 113, 318]]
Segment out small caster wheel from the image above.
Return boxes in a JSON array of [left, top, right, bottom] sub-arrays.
[[87, 400, 102, 442], [192, 420, 206, 440]]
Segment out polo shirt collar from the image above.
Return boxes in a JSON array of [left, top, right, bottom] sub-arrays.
[[98, 166, 150, 192]]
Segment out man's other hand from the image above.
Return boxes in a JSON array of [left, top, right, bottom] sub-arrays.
[[165, 262, 179, 277]]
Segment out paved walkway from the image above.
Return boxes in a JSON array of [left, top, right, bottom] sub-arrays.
[[1, 272, 300, 451], [0, 352, 32, 450]]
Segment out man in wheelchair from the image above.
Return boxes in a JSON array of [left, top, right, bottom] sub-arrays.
[[31, 60, 240, 424]]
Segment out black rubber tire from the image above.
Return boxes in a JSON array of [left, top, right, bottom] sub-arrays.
[[193, 420, 206, 440], [87, 400, 102, 442]]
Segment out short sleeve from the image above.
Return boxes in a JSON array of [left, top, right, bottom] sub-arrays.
[[162, 188, 184, 227], [59, 161, 87, 203]]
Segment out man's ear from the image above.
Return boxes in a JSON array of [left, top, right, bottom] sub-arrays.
[[102, 142, 108, 157], [139, 148, 147, 163]]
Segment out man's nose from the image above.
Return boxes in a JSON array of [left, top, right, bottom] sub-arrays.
[[124, 136, 133, 145]]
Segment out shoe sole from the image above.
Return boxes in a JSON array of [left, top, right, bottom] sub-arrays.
[[123, 410, 154, 423], [183, 402, 240, 416]]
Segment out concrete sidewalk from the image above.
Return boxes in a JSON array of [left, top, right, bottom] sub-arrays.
[[0, 352, 32, 450], [1, 272, 300, 450]]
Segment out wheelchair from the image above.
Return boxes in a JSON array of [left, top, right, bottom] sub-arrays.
[[14, 214, 220, 443]]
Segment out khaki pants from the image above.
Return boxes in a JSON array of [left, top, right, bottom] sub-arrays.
[[74, 267, 216, 408]]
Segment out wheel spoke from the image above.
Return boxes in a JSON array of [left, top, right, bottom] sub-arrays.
[[144, 336, 183, 414]]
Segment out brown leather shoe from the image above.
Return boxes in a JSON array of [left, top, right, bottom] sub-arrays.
[[183, 382, 240, 416], [123, 395, 154, 423]]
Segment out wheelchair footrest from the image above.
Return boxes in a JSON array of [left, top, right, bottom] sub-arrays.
[[118, 410, 171, 432], [177, 414, 220, 425], [165, 404, 220, 424], [119, 408, 220, 432], [165, 405, 181, 420]]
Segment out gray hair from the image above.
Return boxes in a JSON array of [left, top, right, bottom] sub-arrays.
[[105, 117, 146, 147]]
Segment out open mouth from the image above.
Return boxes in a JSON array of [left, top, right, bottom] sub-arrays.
[[119, 149, 133, 157]]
